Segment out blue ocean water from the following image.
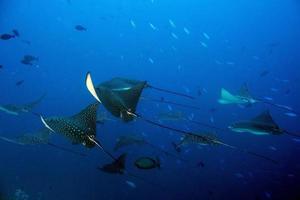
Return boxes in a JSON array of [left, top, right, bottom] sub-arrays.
[[1, 0, 300, 199]]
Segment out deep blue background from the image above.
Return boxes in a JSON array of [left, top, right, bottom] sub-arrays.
[[1, 0, 300, 199]]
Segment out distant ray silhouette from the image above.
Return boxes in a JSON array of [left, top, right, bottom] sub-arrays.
[[218, 84, 299, 114], [229, 110, 300, 137], [0, 128, 86, 157], [0, 93, 46, 116]]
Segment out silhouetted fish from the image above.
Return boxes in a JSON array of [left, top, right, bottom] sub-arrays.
[[0, 33, 15, 40], [21, 55, 38, 65], [135, 157, 160, 170], [260, 70, 270, 77], [75, 25, 87, 31], [16, 80, 24, 86]]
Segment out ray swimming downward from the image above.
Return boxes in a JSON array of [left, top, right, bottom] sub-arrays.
[[85, 72, 278, 164]]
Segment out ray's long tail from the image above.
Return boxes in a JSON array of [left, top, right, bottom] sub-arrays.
[[147, 84, 195, 100], [131, 111, 278, 164]]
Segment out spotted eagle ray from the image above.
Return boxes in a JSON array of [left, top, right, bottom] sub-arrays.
[[171, 131, 278, 164], [172, 131, 221, 152], [40, 103, 99, 148], [85, 73, 278, 164], [229, 110, 299, 137], [0, 128, 86, 156], [218, 84, 298, 114], [0, 93, 46, 116], [39, 102, 117, 160]]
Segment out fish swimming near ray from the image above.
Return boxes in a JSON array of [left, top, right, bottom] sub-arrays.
[[0, 128, 86, 156], [218, 84, 298, 113], [0, 93, 46, 116], [229, 110, 299, 137], [40, 102, 100, 148]]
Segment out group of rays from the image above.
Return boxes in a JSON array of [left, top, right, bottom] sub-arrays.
[[0, 72, 299, 185]]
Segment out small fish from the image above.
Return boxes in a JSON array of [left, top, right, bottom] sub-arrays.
[[135, 157, 160, 170], [21, 40, 31, 45], [75, 25, 87, 31], [0, 33, 15, 40], [292, 138, 300, 143], [171, 32, 178, 39], [126, 180, 136, 188], [21, 55, 38, 65], [183, 27, 190, 35], [215, 60, 223, 65], [200, 41, 208, 48], [260, 70, 270, 77], [15, 80, 24, 86], [235, 173, 244, 178], [196, 161, 205, 168], [263, 97, 273, 101], [149, 23, 157, 30], [130, 20, 136, 28], [270, 88, 279, 92], [148, 58, 154, 64], [167, 105, 173, 111], [210, 116, 214, 123], [268, 146, 277, 151], [264, 191, 272, 199], [285, 89, 291, 95], [226, 61, 235, 65], [284, 112, 297, 117], [203, 32, 210, 40], [168, 19, 176, 28]]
